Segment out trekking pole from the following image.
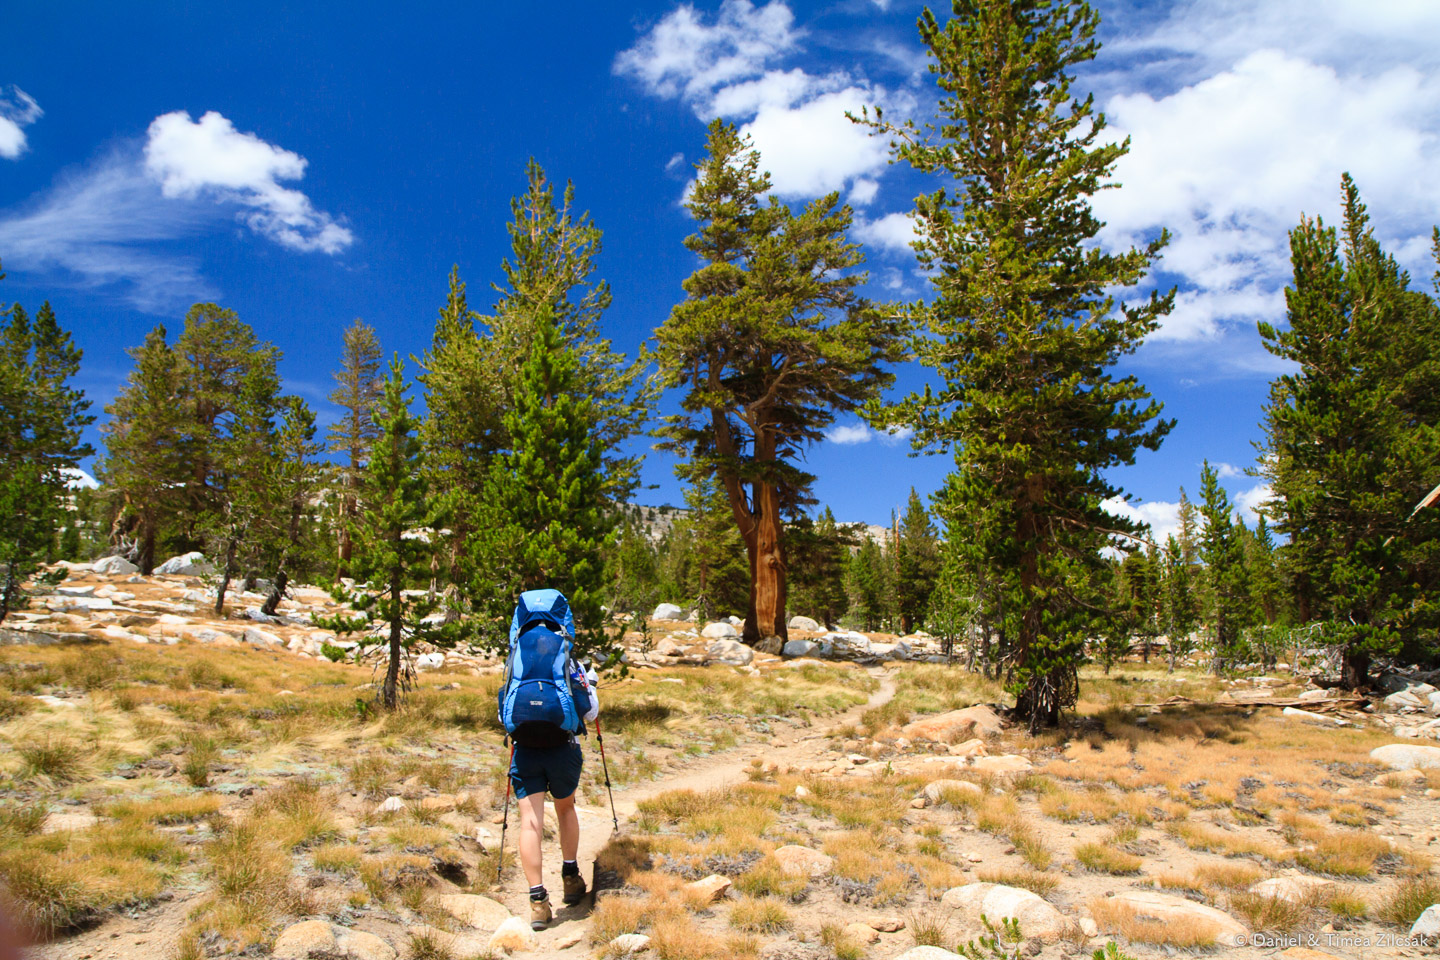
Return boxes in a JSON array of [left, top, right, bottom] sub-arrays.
[[496, 741, 515, 883], [594, 717, 619, 833]]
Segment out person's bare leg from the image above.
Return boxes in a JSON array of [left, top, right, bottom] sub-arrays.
[[554, 793, 579, 862], [518, 793, 546, 889]]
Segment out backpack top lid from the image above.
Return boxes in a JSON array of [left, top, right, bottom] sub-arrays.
[[509, 588, 575, 644]]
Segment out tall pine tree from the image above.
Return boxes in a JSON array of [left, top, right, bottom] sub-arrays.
[[859, 0, 1174, 729], [1257, 176, 1440, 687], [653, 120, 904, 649], [1198, 462, 1251, 674], [0, 274, 93, 619], [328, 320, 383, 579]]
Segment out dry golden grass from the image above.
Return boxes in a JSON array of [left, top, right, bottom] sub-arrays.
[[728, 895, 792, 933], [1074, 841, 1142, 875], [976, 867, 1059, 895], [1166, 820, 1291, 863], [102, 792, 220, 825], [1088, 896, 1225, 948], [976, 795, 1051, 869], [1378, 875, 1440, 927], [1280, 811, 1401, 877], [819, 922, 865, 960], [1156, 860, 1264, 895]]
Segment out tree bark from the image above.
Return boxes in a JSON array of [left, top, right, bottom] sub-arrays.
[[1339, 645, 1371, 691], [262, 565, 288, 618], [383, 568, 402, 710], [214, 534, 238, 617], [742, 479, 788, 647]]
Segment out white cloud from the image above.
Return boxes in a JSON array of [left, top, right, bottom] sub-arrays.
[[1102, 495, 1181, 546], [1087, 3, 1440, 374], [0, 86, 43, 160], [615, 2, 904, 199], [854, 210, 918, 253], [664, 151, 686, 174], [1213, 462, 1245, 479], [848, 178, 879, 206], [63, 468, 98, 490], [145, 111, 353, 254], [1234, 482, 1274, 526], [825, 422, 872, 445], [613, 0, 800, 104], [0, 111, 353, 310]]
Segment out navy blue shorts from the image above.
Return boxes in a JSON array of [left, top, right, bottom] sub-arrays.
[[509, 741, 583, 800]]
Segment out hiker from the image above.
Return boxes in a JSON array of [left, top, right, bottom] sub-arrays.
[[498, 589, 600, 930]]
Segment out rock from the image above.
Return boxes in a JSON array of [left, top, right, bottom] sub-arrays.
[[1296, 688, 1332, 702], [34, 695, 77, 709], [93, 555, 140, 576], [1078, 917, 1098, 937], [869, 917, 905, 932], [1249, 876, 1334, 903], [243, 627, 283, 647], [782, 639, 819, 658], [687, 874, 732, 903], [416, 652, 445, 671], [553, 930, 585, 949], [1371, 743, 1440, 770], [652, 637, 687, 657], [706, 638, 753, 666], [1372, 768, 1426, 787], [334, 929, 396, 960], [902, 705, 1004, 742], [55, 585, 95, 597], [701, 621, 739, 639], [940, 883, 1074, 941], [1282, 706, 1349, 726], [652, 603, 683, 621], [970, 755, 1032, 775], [844, 922, 881, 944], [421, 794, 461, 813], [609, 933, 652, 955], [273, 920, 338, 959], [773, 844, 835, 878], [824, 631, 873, 659], [754, 636, 783, 655], [487, 916, 535, 953], [155, 551, 215, 576], [787, 615, 821, 631], [923, 779, 982, 804], [43, 810, 99, 833], [375, 796, 406, 814], [1105, 890, 1247, 943], [1385, 690, 1429, 713], [437, 893, 512, 931], [1412, 904, 1440, 938], [949, 738, 988, 758], [893, 947, 965, 960]]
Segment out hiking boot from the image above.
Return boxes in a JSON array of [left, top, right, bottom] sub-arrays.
[[562, 871, 588, 905], [530, 896, 553, 930]]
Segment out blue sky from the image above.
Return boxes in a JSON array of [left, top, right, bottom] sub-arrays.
[[2, 0, 1438, 535]]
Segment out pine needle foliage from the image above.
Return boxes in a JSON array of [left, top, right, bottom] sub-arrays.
[[856, 0, 1175, 729]]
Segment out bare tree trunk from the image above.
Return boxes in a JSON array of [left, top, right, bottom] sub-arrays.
[[1340, 645, 1371, 691], [214, 534, 238, 617], [383, 569, 403, 710], [743, 481, 788, 649], [262, 563, 288, 617]]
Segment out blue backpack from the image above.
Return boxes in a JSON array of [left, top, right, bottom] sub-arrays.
[[498, 589, 592, 748]]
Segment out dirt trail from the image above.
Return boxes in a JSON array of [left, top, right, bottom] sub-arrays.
[[509, 666, 897, 952]]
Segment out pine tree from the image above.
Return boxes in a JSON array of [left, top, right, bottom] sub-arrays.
[[417, 269, 504, 586], [895, 489, 940, 633], [327, 320, 383, 579], [100, 326, 189, 573], [787, 507, 854, 629], [1257, 176, 1440, 687], [673, 473, 750, 621], [260, 397, 324, 616], [470, 308, 615, 661], [489, 160, 654, 506], [1198, 462, 1251, 674], [1176, 489, 1200, 567], [654, 120, 904, 649], [858, 0, 1174, 730], [321, 357, 437, 710], [846, 535, 894, 632], [1160, 533, 1199, 672], [0, 277, 94, 620]]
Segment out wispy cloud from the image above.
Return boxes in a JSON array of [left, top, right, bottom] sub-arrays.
[[0, 110, 353, 311], [0, 85, 43, 160], [824, 421, 913, 446]]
